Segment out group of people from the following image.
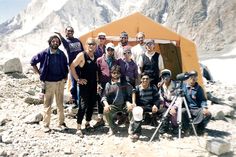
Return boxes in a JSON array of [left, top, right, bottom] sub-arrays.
[[30, 26, 211, 141]]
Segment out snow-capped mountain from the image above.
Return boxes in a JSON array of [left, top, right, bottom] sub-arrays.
[[0, 0, 235, 62]]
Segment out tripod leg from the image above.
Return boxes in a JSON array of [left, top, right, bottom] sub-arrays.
[[149, 96, 178, 143], [182, 97, 201, 146], [177, 98, 183, 139]]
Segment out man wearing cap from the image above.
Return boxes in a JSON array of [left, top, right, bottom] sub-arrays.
[[138, 39, 164, 86], [95, 32, 107, 58], [130, 72, 167, 141], [117, 46, 138, 87], [54, 26, 84, 107], [182, 70, 211, 135], [70, 38, 98, 137], [159, 69, 179, 134], [95, 42, 118, 128], [114, 31, 131, 59]]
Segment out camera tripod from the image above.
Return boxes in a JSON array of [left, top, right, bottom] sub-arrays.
[[149, 88, 200, 144]]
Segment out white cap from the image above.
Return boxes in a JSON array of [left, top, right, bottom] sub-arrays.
[[106, 42, 115, 50], [160, 69, 172, 77], [98, 32, 106, 38], [132, 106, 143, 121]]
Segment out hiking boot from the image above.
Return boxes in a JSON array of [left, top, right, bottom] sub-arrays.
[[107, 128, 118, 136], [130, 133, 140, 142], [76, 129, 84, 138], [57, 123, 68, 131], [43, 126, 51, 133], [93, 118, 105, 128], [85, 123, 94, 132]]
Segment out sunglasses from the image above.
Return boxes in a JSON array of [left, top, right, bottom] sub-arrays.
[[107, 48, 114, 51], [99, 38, 106, 40], [123, 51, 131, 55], [88, 43, 96, 46], [66, 29, 74, 32]]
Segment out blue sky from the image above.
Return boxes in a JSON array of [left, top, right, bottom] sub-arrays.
[[0, 0, 31, 24]]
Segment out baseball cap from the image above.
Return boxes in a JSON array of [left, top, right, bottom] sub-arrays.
[[98, 32, 106, 38], [120, 31, 128, 38], [106, 42, 115, 50]]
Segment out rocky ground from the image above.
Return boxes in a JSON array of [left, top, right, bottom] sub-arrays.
[[0, 66, 236, 157]]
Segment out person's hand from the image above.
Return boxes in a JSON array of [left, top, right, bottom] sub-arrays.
[[127, 102, 136, 112], [77, 79, 87, 85], [170, 107, 176, 116], [54, 32, 61, 37], [152, 105, 158, 113], [97, 84, 103, 93], [104, 105, 111, 113]]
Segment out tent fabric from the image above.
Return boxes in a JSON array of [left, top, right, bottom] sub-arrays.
[[79, 12, 203, 86]]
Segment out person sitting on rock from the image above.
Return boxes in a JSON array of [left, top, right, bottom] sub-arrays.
[[101, 65, 133, 136], [129, 72, 167, 141], [182, 70, 212, 135]]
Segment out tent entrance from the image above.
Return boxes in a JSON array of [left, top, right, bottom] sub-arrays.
[[159, 43, 182, 80]]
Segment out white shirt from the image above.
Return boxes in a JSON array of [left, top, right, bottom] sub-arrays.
[[131, 44, 146, 74]]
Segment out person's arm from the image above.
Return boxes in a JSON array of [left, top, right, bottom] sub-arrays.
[[69, 53, 87, 85], [158, 54, 164, 73], [138, 56, 143, 73], [30, 52, 43, 75]]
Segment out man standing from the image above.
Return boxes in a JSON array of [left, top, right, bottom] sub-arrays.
[[30, 35, 69, 132], [131, 32, 146, 70], [70, 38, 98, 137], [114, 31, 130, 59], [138, 39, 164, 86], [55, 26, 84, 106], [95, 32, 107, 58]]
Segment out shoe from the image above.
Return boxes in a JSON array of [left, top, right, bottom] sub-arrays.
[[93, 118, 105, 128], [43, 126, 51, 133], [130, 133, 140, 142], [76, 129, 84, 138], [85, 123, 94, 132], [107, 128, 117, 136], [58, 123, 68, 131]]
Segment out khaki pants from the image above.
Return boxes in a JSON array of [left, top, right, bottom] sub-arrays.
[[43, 80, 65, 126]]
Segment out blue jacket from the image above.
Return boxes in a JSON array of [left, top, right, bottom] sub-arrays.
[[30, 48, 68, 81], [182, 82, 207, 109]]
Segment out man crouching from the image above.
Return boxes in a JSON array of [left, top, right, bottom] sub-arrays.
[[102, 65, 133, 136]]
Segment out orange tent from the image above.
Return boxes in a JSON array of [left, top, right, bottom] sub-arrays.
[[79, 12, 203, 86]]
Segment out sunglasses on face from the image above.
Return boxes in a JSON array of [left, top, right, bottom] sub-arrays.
[[99, 38, 106, 40], [123, 51, 131, 55], [88, 43, 96, 46], [66, 29, 74, 32], [107, 48, 114, 52]]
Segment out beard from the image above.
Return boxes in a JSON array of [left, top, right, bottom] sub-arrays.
[[50, 44, 59, 50]]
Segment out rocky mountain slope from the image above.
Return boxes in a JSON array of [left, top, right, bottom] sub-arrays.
[[0, 0, 235, 61]]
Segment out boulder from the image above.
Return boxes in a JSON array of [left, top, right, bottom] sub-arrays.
[[24, 113, 43, 124], [3, 58, 23, 73], [24, 97, 43, 105], [210, 104, 235, 120], [206, 138, 231, 155]]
